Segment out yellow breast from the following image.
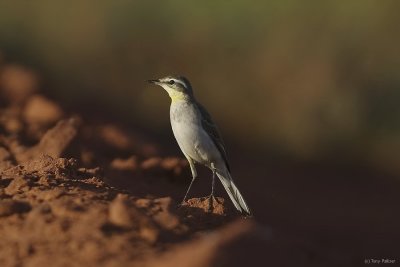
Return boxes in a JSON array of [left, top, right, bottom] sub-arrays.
[[169, 91, 186, 102]]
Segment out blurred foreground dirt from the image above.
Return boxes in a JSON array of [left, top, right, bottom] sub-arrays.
[[0, 62, 398, 267]]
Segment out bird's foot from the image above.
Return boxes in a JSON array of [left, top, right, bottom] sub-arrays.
[[206, 194, 221, 212]]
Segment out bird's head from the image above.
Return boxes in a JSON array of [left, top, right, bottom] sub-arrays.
[[148, 75, 193, 101]]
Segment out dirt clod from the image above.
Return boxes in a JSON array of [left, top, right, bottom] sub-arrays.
[[183, 197, 228, 215], [5, 176, 30, 195], [108, 194, 138, 228], [15, 118, 80, 163], [108, 194, 160, 243]]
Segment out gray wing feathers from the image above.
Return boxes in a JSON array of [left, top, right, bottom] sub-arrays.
[[196, 103, 231, 172]]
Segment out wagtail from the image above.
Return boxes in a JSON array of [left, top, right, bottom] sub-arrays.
[[148, 76, 251, 216]]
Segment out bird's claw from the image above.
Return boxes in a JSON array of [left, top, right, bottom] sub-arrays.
[[206, 195, 219, 212]]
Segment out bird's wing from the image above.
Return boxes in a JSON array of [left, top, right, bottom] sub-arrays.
[[196, 102, 231, 172]]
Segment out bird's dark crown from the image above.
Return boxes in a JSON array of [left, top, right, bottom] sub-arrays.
[[159, 75, 193, 95]]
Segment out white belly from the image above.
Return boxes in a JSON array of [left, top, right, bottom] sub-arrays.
[[170, 101, 220, 166]]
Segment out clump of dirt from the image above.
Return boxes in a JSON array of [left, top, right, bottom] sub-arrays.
[[0, 61, 324, 267]]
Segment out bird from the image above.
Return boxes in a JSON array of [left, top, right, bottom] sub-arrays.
[[148, 75, 251, 216]]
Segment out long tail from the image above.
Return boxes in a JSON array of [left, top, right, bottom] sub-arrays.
[[216, 170, 251, 216]]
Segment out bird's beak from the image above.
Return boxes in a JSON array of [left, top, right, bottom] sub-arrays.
[[147, 79, 160, 84]]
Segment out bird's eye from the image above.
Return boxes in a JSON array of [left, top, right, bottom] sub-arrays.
[[168, 80, 175, 85]]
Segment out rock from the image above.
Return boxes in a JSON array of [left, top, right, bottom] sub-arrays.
[[0, 199, 31, 216]]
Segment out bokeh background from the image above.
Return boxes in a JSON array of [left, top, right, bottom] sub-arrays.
[[1, 1, 399, 172], [1, 0, 400, 261]]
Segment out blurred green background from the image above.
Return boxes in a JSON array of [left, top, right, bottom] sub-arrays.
[[0, 1, 399, 173]]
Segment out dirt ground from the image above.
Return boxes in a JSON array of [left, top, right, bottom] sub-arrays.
[[0, 63, 399, 267]]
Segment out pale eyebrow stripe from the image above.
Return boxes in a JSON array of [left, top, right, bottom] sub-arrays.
[[175, 79, 187, 89]]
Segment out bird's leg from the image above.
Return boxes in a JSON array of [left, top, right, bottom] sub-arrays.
[[181, 177, 195, 204], [210, 163, 216, 197], [181, 159, 197, 205], [207, 163, 218, 211]]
